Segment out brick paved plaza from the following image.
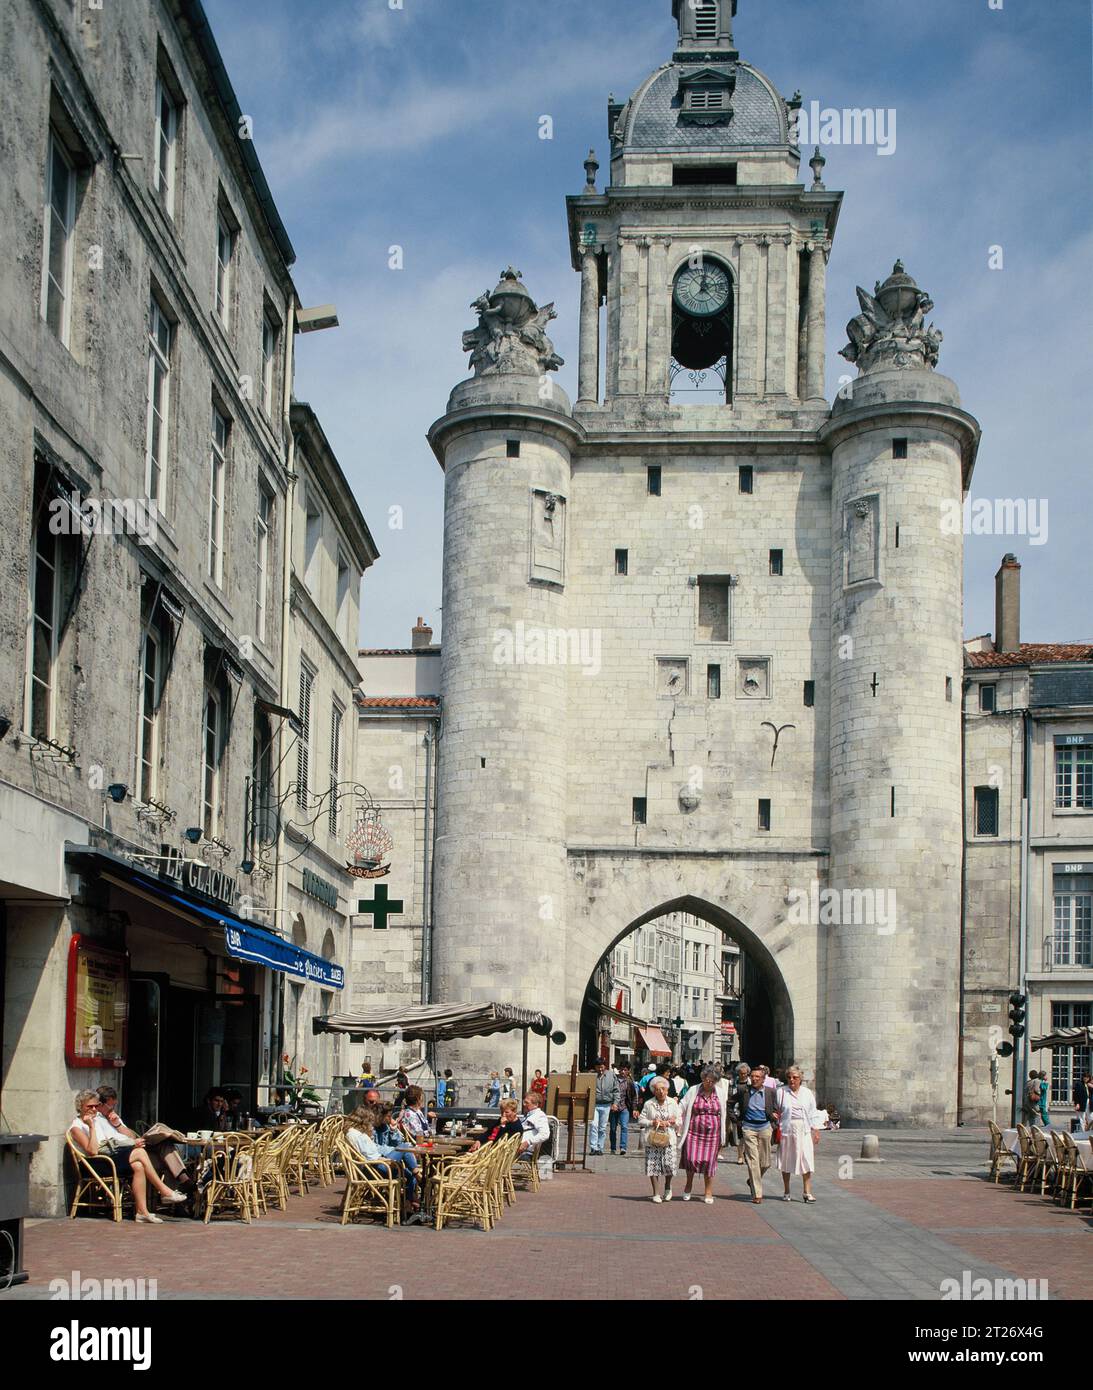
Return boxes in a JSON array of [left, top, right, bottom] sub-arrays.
[[9, 1132, 1090, 1302]]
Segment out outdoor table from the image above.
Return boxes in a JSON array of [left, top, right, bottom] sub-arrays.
[[1001, 1127, 1091, 1157]]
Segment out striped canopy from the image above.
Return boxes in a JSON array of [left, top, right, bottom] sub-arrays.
[[1030, 1026, 1093, 1050], [313, 1001, 549, 1042]]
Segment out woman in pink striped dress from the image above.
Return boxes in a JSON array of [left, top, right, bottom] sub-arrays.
[[678, 1065, 729, 1203]]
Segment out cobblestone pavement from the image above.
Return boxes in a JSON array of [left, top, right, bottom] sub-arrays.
[[10, 1133, 1090, 1301]]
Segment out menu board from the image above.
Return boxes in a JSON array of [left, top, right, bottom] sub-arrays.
[[65, 935, 129, 1068]]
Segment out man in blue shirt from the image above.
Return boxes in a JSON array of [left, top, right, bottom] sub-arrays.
[[734, 1066, 780, 1203]]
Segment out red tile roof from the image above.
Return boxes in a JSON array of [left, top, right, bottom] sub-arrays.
[[965, 643, 1093, 670], [357, 696, 440, 709]]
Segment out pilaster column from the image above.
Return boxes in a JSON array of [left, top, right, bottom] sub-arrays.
[[577, 245, 600, 404], [734, 237, 758, 398], [616, 235, 641, 396], [805, 239, 829, 402], [645, 236, 670, 394], [764, 235, 791, 397]]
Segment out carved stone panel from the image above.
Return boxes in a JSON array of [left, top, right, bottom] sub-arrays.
[[656, 657, 689, 697], [845, 493, 880, 587], [737, 657, 771, 699], [529, 488, 566, 585]]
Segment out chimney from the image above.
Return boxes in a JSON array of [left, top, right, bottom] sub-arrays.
[[994, 554, 1021, 654], [411, 616, 433, 650]]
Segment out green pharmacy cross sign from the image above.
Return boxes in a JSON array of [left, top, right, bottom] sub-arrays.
[[357, 883, 403, 930]]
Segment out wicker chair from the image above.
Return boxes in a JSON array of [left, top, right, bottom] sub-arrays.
[[253, 1127, 296, 1213], [66, 1132, 128, 1222], [511, 1140, 542, 1193], [1059, 1132, 1092, 1210], [1027, 1127, 1058, 1197], [433, 1146, 495, 1232], [336, 1137, 401, 1228], [284, 1124, 313, 1197], [987, 1121, 1018, 1184], [202, 1141, 256, 1224], [1014, 1124, 1036, 1192]]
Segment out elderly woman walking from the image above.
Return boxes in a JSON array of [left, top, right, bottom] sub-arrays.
[[679, 1064, 729, 1203], [639, 1075, 682, 1202], [778, 1065, 822, 1203]]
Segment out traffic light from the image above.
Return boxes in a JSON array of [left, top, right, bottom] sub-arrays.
[[995, 1041, 1014, 1058], [1008, 991, 1027, 1039]]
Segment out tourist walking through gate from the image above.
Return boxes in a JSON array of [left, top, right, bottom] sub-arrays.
[[735, 1066, 780, 1203], [778, 1066, 821, 1202], [639, 1076, 682, 1202], [679, 1064, 729, 1202], [732, 1061, 751, 1163], [590, 1058, 620, 1155], [610, 1063, 639, 1156]]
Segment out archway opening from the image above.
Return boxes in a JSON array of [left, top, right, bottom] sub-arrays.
[[578, 896, 790, 1079]]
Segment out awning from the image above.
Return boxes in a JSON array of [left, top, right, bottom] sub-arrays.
[[599, 1002, 648, 1028], [313, 1001, 548, 1042], [635, 1025, 672, 1057], [1031, 1026, 1093, 1051], [65, 845, 344, 989]]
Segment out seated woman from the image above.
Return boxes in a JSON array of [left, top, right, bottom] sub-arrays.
[[470, 1100, 524, 1151], [397, 1085, 434, 1143], [68, 1089, 188, 1224], [344, 1106, 419, 1211]]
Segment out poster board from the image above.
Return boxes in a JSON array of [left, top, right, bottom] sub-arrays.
[[545, 1070, 596, 1123], [65, 934, 129, 1068]]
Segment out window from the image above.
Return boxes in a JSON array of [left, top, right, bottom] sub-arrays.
[[329, 702, 343, 836], [255, 486, 272, 641], [632, 797, 647, 825], [945, 676, 953, 702], [758, 799, 771, 832], [615, 548, 628, 576], [506, 439, 520, 458], [138, 624, 161, 802], [215, 215, 233, 327], [251, 711, 275, 848], [738, 465, 753, 494], [1050, 1002, 1092, 1103], [145, 297, 172, 509], [694, 0, 718, 38], [303, 487, 322, 597], [202, 687, 221, 837], [892, 438, 908, 460], [41, 130, 76, 344], [1055, 745, 1093, 810], [697, 575, 730, 642], [153, 75, 179, 218], [261, 313, 278, 417], [707, 663, 721, 699], [296, 663, 314, 809], [769, 549, 783, 576], [207, 407, 229, 586], [336, 549, 351, 646], [974, 786, 999, 836], [673, 161, 737, 183], [647, 465, 662, 496], [803, 680, 815, 708], [980, 683, 997, 713], [26, 470, 61, 740], [1053, 880, 1092, 968]]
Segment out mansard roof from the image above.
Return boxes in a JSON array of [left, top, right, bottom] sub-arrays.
[[614, 59, 791, 153]]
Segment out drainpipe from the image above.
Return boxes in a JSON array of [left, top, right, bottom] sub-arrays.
[[420, 720, 437, 1005], [271, 294, 299, 1090], [1017, 707, 1032, 1117], [957, 678, 969, 1125]]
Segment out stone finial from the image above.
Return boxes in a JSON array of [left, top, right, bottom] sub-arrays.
[[583, 148, 600, 194], [461, 268, 564, 378], [809, 146, 826, 189], [839, 261, 943, 373]]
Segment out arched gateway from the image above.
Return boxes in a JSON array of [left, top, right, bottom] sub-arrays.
[[426, 0, 978, 1127]]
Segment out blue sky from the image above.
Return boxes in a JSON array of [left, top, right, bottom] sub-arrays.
[[204, 0, 1092, 648]]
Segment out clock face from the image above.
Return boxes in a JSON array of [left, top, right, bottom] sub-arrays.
[[673, 262, 731, 317]]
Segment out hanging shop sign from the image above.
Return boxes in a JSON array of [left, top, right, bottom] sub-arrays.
[[65, 935, 129, 1068], [344, 810, 393, 879]]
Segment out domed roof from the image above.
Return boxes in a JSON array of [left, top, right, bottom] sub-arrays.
[[615, 60, 791, 153]]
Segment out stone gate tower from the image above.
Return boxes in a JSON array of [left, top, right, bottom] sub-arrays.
[[428, 0, 979, 1123]]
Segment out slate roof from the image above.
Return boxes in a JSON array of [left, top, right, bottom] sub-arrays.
[[618, 61, 790, 152]]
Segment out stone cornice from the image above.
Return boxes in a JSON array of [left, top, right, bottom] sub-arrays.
[[819, 398, 981, 486], [428, 403, 585, 468]]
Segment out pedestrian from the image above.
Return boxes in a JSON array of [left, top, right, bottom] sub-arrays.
[[1038, 1071, 1050, 1127], [778, 1066, 821, 1203], [590, 1058, 620, 1155], [484, 1071, 501, 1106], [679, 1063, 729, 1203], [501, 1066, 517, 1103], [639, 1076, 682, 1202], [531, 1068, 549, 1100], [1076, 1074, 1093, 1132], [1021, 1071, 1041, 1125], [732, 1062, 751, 1163], [610, 1062, 639, 1156], [735, 1065, 780, 1204]]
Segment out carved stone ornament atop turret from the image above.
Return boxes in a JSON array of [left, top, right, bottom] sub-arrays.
[[839, 260, 944, 373], [461, 267, 565, 378]]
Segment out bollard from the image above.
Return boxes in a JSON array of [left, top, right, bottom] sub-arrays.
[[859, 1134, 883, 1162]]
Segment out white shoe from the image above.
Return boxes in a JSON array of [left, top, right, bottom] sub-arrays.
[[664, 1190, 673, 1202], [682, 1193, 691, 1201], [652, 1194, 663, 1203], [135, 1212, 163, 1224], [704, 1196, 714, 1205], [163, 1190, 188, 1204]]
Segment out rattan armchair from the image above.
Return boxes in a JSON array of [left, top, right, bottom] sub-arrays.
[[202, 1140, 257, 1224], [987, 1121, 1018, 1184], [433, 1146, 495, 1232], [336, 1137, 401, 1228], [66, 1132, 128, 1222]]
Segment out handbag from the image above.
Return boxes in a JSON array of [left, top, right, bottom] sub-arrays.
[[646, 1128, 670, 1148]]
